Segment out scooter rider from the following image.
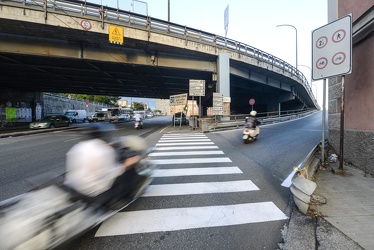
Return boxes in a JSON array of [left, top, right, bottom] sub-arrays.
[[64, 123, 147, 208], [245, 110, 261, 129]]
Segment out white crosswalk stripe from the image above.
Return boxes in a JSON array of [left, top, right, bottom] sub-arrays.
[[96, 133, 287, 237], [152, 166, 243, 177], [143, 180, 259, 197], [149, 150, 224, 156], [154, 145, 219, 151], [95, 202, 287, 237]]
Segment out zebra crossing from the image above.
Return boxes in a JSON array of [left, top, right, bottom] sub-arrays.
[[95, 133, 287, 237]]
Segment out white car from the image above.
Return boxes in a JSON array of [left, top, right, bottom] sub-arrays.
[[118, 114, 130, 122]]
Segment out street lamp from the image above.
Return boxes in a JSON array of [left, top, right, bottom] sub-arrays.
[[276, 24, 298, 70], [298, 64, 312, 84], [312, 83, 318, 101]]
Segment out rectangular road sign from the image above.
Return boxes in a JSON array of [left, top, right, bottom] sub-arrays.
[[213, 92, 224, 115], [189, 80, 205, 96], [170, 93, 187, 106], [312, 14, 352, 80]]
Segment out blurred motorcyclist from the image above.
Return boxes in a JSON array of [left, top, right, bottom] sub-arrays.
[[134, 113, 142, 121], [245, 110, 261, 129], [64, 123, 147, 207]]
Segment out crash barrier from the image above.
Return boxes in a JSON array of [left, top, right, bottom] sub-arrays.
[[290, 140, 328, 215], [201, 109, 317, 132]]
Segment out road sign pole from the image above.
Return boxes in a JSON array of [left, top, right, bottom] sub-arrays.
[[322, 78, 326, 166], [339, 76, 345, 169]]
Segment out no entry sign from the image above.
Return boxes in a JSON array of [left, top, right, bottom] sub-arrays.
[[249, 98, 255, 106]]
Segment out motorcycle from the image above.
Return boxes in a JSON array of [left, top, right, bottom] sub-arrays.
[[243, 126, 260, 143], [242, 126, 260, 144], [134, 120, 143, 129], [0, 144, 156, 250]]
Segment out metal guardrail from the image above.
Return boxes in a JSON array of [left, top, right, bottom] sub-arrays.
[[200, 109, 316, 132], [1, 0, 318, 109], [290, 139, 328, 215]]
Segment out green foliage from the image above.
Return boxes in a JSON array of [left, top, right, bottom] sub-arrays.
[[67, 94, 120, 106], [132, 102, 146, 111]]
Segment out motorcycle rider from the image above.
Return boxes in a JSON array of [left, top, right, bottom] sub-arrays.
[[245, 110, 261, 129], [134, 113, 143, 128], [64, 123, 147, 208]]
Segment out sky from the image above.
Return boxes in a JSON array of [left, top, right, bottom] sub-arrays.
[[89, 0, 328, 107]]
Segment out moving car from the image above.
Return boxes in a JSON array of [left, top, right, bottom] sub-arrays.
[[29, 115, 72, 129], [172, 112, 187, 125], [118, 114, 130, 122]]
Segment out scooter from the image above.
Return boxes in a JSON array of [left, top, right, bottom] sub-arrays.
[[243, 126, 260, 144], [135, 120, 143, 129], [0, 147, 156, 250]]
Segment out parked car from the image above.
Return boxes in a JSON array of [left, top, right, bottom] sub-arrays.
[[117, 114, 130, 122], [172, 113, 187, 125], [29, 115, 72, 129]]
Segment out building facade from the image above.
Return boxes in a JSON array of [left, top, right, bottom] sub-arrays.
[[328, 1, 374, 174]]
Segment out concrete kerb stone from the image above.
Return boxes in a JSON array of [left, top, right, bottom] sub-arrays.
[[0, 126, 77, 138]]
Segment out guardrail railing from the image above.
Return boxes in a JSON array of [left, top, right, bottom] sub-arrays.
[[1, 0, 318, 108], [198, 108, 317, 132]]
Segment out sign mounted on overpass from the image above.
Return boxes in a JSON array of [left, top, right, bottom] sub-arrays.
[[170, 93, 187, 106], [109, 25, 124, 45], [189, 79, 205, 96], [312, 14, 352, 80]]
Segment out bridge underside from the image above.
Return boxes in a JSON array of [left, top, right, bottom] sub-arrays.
[[0, 17, 311, 114]]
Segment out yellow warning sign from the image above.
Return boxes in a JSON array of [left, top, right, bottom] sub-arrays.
[[109, 25, 124, 44]]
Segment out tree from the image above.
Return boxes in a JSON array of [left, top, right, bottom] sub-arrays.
[[132, 102, 146, 111], [66, 94, 120, 106]]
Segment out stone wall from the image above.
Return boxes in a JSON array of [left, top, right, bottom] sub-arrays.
[[42, 93, 112, 116]]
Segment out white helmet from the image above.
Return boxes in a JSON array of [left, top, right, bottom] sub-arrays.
[[250, 111, 257, 117]]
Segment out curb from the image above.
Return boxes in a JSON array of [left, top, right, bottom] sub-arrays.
[[0, 126, 78, 138]]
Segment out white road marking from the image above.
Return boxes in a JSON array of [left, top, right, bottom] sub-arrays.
[[162, 133, 206, 137], [149, 150, 224, 156], [150, 157, 232, 165], [95, 202, 287, 237], [159, 139, 211, 142], [162, 135, 207, 138], [156, 142, 214, 146], [142, 180, 259, 197], [154, 146, 219, 151], [152, 167, 243, 177]]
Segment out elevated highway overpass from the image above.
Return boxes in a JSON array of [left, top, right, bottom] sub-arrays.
[[0, 0, 318, 114]]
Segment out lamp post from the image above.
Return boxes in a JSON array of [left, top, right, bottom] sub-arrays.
[[276, 24, 298, 70], [312, 83, 318, 101], [298, 64, 312, 84]]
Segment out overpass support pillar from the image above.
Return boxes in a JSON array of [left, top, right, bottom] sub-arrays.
[[217, 53, 230, 116]]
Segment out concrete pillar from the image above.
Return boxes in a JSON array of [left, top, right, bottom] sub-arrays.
[[217, 53, 230, 116]]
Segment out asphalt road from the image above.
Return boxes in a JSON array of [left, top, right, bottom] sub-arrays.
[[0, 113, 324, 249]]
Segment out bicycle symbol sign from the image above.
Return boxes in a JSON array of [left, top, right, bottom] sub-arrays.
[[312, 14, 352, 80]]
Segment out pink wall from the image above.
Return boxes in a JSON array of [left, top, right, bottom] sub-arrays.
[[345, 36, 374, 130], [338, 0, 373, 21]]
